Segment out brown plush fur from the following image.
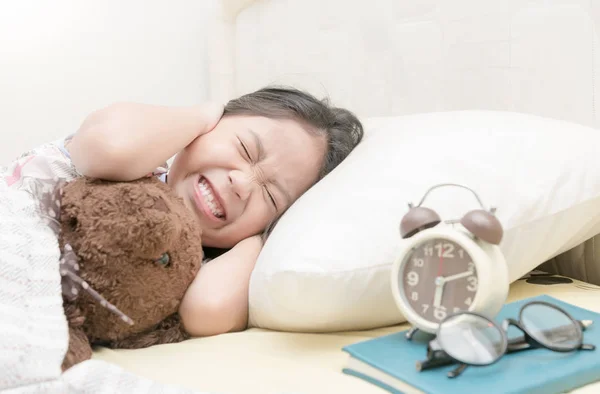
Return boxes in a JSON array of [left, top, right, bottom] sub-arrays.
[[57, 177, 203, 371]]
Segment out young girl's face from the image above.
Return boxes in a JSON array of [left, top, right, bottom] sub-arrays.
[[168, 115, 326, 248]]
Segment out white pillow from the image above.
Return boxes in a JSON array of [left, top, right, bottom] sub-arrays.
[[248, 111, 600, 332]]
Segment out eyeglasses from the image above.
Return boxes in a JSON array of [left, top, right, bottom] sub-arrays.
[[416, 300, 596, 378]]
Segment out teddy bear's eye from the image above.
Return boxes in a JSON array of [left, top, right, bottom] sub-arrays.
[[155, 253, 170, 267]]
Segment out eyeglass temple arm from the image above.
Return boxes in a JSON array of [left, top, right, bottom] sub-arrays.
[[415, 353, 455, 371], [448, 363, 468, 379], [416, 341, 457, 371]]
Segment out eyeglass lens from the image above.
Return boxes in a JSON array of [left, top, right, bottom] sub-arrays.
[[437, 313, 506, 365], [520, 303, 581, 350]]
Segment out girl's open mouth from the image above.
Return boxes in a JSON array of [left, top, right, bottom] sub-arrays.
[[192, 175, 227, 222]]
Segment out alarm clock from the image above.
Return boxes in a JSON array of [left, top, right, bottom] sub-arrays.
[[390, 183, 509, 340]]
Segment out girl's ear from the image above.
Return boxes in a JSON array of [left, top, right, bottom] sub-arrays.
[[106, 314, 190, 350]]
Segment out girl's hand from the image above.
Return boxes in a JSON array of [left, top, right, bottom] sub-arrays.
[[67, 101, 224, 181], [235, 234, 264, 253], [192, 102, 225, 137], [179, 234, 265, 336]]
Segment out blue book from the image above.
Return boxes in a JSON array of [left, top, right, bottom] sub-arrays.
[[342, 295, 600, 394]]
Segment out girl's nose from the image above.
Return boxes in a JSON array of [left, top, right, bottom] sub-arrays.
[[228, 169, 253, 201]]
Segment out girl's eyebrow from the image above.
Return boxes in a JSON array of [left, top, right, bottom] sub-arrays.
[[247, 128, 292, 205]]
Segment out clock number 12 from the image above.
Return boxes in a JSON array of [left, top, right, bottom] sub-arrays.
[[434, 242, 454, 258]]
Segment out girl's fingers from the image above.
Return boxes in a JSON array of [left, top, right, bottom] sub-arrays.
[[198, 102, 225, 135]]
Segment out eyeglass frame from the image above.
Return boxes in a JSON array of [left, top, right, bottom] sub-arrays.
[[416, 300, 596, 378]]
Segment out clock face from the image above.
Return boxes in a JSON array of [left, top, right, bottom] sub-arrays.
[[400, 238, 478, 323]]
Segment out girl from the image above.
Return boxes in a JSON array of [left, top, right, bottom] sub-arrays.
[[3, 86, 364, 336]]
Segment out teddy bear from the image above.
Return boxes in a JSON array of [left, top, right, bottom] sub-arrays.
[[39, 176, 204, 371]]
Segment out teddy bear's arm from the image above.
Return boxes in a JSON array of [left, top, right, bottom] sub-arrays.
[[61, 325, 93, 371], [108, 313, 190, 350], [61, 303, 93, 371]]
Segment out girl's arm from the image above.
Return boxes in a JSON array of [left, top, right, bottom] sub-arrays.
[[178, 235, 263, 336], [67, 102, 223, 181]]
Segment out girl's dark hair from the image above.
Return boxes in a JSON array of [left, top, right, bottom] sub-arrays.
[[223, 86, 364, 181], [203, 86, 364, 258]]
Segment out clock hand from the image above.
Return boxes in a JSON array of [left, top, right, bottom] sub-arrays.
[[432, 270, 474, 308], [433, 276, 445, 308], [433, 247, 446, 308], [443, 269, 474, 283]]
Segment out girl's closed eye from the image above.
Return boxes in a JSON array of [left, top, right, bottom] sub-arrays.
[[264, 186, 278, 210], [237, 136, 278, 210], [237, 137, 253, 162]]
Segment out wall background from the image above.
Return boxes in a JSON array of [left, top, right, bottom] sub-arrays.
[[3, 0, 600, 163], [0, 0, 218, 162], [214, 0, 600, 130]]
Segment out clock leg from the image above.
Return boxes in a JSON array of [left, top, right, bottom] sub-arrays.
[[405, 326, 420, 340]]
